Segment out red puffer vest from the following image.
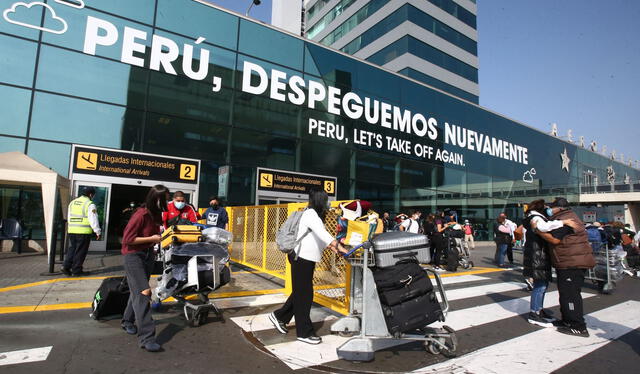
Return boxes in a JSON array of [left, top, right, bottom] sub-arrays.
[[549, 209, 595, 269]]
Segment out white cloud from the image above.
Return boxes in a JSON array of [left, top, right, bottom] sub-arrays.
[[3, 2, 68, 34], [54, 0, 85, 9]]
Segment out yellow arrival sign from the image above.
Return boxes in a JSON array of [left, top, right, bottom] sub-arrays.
[[76, 152, 98, 170]]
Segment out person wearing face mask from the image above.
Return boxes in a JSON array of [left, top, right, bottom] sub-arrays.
[[120, 185, 169, 352], [162, 191, 198, 229], [536, 197, 595, 338], [203, 196, 229, 230]]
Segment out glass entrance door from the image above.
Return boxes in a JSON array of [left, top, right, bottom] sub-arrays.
[[73, 182, 111, 252]]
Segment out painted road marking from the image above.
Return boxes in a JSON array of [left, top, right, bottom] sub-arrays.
[[232, 275, 495, 333], [439, 281, 526, 301], [434, 290, 595, 330], [230, 307, 337, 333], [438, 274, 488, 285], [253, 291, 596, 369], [0, 346, 52, 367], [413, 300, 640, 374], [0, 293, 288, 315]]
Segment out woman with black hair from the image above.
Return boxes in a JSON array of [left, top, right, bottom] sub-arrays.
[[269, 189, 347, 344], [120, 184, 169, 352], [522, 199, 577, 327]]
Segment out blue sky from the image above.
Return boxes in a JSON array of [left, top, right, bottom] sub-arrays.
[[208, 0, 640, 164]]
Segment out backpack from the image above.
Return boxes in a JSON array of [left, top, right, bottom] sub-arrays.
[[586, 227, 602, 243], [90, 276, 129, 320], [275, 209, 311, 259]]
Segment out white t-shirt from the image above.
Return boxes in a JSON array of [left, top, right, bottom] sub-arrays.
[[401, 218, 419, 233], [295, 209, 335, 263]]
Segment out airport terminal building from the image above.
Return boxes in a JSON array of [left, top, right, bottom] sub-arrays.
[[1, 0, 639, 251]]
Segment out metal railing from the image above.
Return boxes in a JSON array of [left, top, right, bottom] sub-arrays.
[[226, 202, 351, 315]]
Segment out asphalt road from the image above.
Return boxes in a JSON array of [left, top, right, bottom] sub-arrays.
[[1, 245, 639, 374]]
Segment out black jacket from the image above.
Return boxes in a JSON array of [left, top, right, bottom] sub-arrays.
[[493, 224, 512, 245], [522, 212, 552, 281]]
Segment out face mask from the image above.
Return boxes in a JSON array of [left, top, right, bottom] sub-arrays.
[[545, 208, 554, 217], [174, 201, 185, 210], [211, 203, 219, 209], [129, 203, 135, 208]]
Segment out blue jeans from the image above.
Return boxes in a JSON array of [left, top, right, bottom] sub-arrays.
[[496, 243, 508, 265], [530, 279, 548, 313]]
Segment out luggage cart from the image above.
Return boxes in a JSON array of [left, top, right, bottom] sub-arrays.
[[331, 242, 457, 362], [585, 242, 623, 294], [154, 227, 232, 327]]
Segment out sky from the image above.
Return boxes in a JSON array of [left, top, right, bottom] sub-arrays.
[[207, 0, 640, 164]]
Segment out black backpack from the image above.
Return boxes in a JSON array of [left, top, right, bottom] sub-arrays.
[[90, 277, 130, 320]]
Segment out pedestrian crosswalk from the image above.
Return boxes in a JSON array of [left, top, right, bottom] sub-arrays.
[[228, 271, 637, 373]]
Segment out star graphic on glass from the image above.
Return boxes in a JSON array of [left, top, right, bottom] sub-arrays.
[[560, 148, 571, 172]]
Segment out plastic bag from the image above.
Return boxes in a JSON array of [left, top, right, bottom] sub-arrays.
[[202, 227, 233, 245]]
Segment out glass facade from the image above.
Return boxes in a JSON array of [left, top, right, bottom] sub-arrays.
[[367, 35, 478, 82], [319, 0, 388, 46], [341, 4, 477, 56], [398, 68, 478, 103], [0, 0, 638, 239], [306, 0, 357, 39]]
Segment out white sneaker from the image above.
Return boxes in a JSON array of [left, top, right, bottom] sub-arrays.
[[297, 335, 322, 345], [268, 312, 288, 334], [433, 267, 446, 272]]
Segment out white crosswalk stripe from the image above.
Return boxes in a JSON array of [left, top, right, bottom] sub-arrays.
[[413, 300, 640, 374], [229, 272, 629, 372], [0, 346, 52, 367]]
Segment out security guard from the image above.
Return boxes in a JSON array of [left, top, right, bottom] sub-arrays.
[[62, 187, 101, 276]]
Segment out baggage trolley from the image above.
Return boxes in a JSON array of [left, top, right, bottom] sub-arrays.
[[154, 227, 232, 327], [331, 242, 457, 362], [585, 242, 625, 294]]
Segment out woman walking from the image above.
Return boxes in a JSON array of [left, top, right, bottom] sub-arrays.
[[269, 189, 346, 344], [120, 185, 169, 352], [522, 199, 576, 327]]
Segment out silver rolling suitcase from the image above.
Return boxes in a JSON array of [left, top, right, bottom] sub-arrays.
[[371, 232, 430, 267]]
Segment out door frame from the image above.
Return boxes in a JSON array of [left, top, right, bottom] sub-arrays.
[[73, 181, 111, 252]]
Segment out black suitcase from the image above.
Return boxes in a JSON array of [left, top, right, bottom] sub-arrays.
[[446, 239, 459, 272], [379, 275, 433, 306], [373, 261, 433, 306], [90, 276, 130, 320], [382, 291, 444, 336]]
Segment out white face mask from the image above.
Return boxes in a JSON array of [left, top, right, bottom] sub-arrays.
[[174, 201, 186, 210]]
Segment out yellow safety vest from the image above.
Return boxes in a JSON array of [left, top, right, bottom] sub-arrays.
[[68, 195, 94, 234]]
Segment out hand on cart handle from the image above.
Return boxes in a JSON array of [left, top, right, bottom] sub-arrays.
[[343, 241, 372, 258]]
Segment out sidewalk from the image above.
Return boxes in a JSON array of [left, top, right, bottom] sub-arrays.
[[0, 251, 286, 314], [0, 242, 514, 315]]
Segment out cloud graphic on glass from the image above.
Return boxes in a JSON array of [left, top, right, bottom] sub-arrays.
[[522, 168, 537, 183], [3, 2, 68, 34], [54, 0, 85, 9]]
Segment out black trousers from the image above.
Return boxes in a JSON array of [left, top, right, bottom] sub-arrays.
[[556, 268, 587, 330], [122, 250, 157, 346], [507, 242, 514, 263], [64, 233, 91, 274], [431, 234, 445, 267], [274, 254, 316, 338]]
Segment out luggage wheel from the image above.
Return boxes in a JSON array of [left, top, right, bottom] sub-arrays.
[[424, 326, 457, 357]]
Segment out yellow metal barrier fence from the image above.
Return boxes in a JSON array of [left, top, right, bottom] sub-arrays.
[[227, 202, 351, 315]]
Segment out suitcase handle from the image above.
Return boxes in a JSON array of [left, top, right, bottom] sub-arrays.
[[393, 251, 417, 258], [343, 241, 372, 257], [423, 268, 450, 315]]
